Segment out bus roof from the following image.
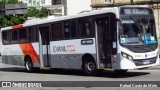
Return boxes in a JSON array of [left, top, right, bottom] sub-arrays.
[[1, 5, 151, 31], [1, 7, 119, 31]]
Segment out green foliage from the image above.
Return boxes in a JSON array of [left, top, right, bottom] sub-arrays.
[[7, 0, 20, 4], [19, 15, 27, 23], [26, 7, 48, 18], [0, 16, 8, 27], [0, 15, 27, 27], [0, 0, 48, 27], [0, 0, 20, 5], [27, 7, 39, 17], [0, 0, 6, 5], [38, 7, 48, 18]]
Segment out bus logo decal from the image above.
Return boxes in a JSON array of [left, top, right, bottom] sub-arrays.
[[53, 46, 67, 52], [67, 45, 75, 52], [53, 45, 76, 52]]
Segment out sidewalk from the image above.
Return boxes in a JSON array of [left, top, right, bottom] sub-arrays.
[[149, 65, 160, 70]]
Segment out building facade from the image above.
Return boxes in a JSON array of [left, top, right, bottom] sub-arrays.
[[67, 0, 91, 15], [48, 0, 92, 16], [19, 0, 47, 7], [20, 0, 91, 16]]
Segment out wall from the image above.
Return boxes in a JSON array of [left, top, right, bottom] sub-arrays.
[[67, 0, 92, 15], [20, 0, 52, 7]]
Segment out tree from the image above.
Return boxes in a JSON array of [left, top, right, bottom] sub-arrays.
[[0, 0, 26, 27], [36, 7, 48, 18], [26, 7, 48, 18], [7, 0, 19, 4], [0, 0, 20, 5], [0, 15, 9, 27], [27, 7, 39, 17], [0, 15, 27, 27], [0, 0, 48, 27], [0, 0, 6, 5]]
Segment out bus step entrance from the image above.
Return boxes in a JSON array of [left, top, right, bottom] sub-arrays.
[[40, 67, 51, 70]]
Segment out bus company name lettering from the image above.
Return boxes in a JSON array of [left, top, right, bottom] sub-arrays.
[[53, 45, 75, 52]]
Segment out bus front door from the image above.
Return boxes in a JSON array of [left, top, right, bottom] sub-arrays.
[[96, 17, 112, 68], [39, 26, 51, 67]]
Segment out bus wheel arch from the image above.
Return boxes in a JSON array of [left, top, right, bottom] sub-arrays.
[[82, 54, 97, 75], [24, 55, 34, 72]]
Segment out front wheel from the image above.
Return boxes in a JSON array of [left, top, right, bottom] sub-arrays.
[[25, 57, 34, 72], [82, 60, 97, 75]]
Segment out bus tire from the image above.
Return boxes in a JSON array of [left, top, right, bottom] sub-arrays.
[[82, 58, 96, 75], [24, 57, 34, 72]]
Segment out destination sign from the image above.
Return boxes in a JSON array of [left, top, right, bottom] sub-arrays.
[[120, 8, 153, 15]]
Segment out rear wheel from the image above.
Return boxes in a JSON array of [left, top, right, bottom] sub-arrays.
[[25, 57, 34, 72], [82, 58, 97, 75]]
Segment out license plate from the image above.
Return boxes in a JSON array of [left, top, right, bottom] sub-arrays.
[[143, 60, 150, 64]]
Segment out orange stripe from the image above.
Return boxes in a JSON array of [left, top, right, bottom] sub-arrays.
[[19, 43, 40, 64], [12, 24, 23, 29], [10, 26, 40, 64]]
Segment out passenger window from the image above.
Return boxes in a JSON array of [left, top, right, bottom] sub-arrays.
[[19, 28, 28, 43], [28, 27, 38, 42], [2, 31, 10, 44], [63, 21, 70, 39], [11, 30, 18, 44], [70, 20, 77, 38], [51, 22, 62, 40], [78, 18, 94, 38]]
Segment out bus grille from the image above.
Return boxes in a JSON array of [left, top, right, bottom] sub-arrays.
[[133, 57, 157, 66], [124, 45, 157, 53]]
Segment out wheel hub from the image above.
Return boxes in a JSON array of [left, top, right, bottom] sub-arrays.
[[87, 62, 95, 71]]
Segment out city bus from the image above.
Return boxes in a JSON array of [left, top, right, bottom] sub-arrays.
[[1, 5, 159, 75]]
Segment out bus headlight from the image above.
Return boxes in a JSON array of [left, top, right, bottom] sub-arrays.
[[122, 53, 127, 58], [128, 56, 133, 60], [121, 52, 133, 60]]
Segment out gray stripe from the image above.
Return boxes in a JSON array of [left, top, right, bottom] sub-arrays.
[[2, 54, 97, 70], [2, 55, 24, 66], [2, 55, 40, 67], [50, 54, 96, 69]]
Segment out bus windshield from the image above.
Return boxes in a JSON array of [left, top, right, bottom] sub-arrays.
[[120, 15, 157, 45]]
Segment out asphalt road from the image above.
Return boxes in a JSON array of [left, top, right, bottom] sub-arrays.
[[0, 58, 160, 90], [0, 63, 160, 81]]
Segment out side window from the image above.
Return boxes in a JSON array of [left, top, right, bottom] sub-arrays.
[[110, 17, 117, 42], [78, 18, 94, 38], [51, 24, 55, 40], [63, 21, 70, 39], [78, 19, 85, 37], [70, 20, 77, 38], [2, 31, 10, 44], [51, 22, 62, 40], [39, 26, 50, 45], [19, 28, 28, 43], [11, 30, 18, 44], [28, 27, 38, 42]]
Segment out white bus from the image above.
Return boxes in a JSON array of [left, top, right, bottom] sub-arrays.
[[1, 5, 159, 75]]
